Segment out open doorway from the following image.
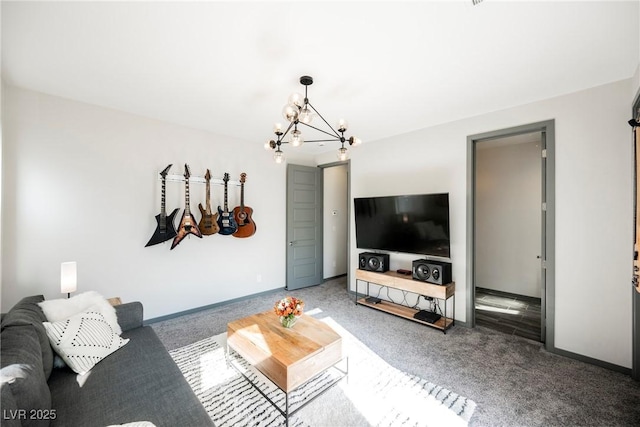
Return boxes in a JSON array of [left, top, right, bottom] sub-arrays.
[[322, 163, 349, 282], [474, 132, 543, 341], [466, 120, 555, 349]]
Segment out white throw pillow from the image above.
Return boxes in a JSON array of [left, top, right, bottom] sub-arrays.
[[43, 311, 129, 375], [38, 291, 122, 335]]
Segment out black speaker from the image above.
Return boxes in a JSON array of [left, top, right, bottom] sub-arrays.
[[412, 259, 452, 285], [358, 252, 390, 272]]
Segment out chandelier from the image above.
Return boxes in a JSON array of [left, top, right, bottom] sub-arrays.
[[264, 76, 361, 163]]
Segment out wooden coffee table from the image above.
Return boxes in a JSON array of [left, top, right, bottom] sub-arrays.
[[227, 310, 347, 425]]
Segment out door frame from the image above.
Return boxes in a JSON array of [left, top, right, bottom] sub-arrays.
[[632, 89, 640, 381], [318, 160, 351, 283], [286, 160, 351, 290], [466, 120, 556, 350]]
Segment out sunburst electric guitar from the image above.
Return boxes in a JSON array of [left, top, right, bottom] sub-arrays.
[[145, 164, 179, 247], [198, 169, 220, 235], [232, 173, 257, 238], [217, 173, 238, 235], [171, 164, 203, 249]]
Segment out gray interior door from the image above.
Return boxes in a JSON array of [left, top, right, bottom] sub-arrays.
[[540, 130, 547, 343], [286, 164, 323, 290]]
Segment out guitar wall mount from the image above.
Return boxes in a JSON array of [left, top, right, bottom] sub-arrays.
[[159, 172, 241, 186]]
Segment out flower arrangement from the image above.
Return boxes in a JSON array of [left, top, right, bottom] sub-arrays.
[[274, 296, 304, 328]]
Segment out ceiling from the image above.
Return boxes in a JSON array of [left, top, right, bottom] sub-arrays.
[[2, 1, 639, 156]]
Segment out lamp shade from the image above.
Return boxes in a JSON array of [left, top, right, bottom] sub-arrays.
[[61, 262, 77, 294]]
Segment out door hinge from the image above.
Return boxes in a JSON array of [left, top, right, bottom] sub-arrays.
[[542, 260, 547, 269], [542, 202, 547, 211], [542, 149, 547, 158]]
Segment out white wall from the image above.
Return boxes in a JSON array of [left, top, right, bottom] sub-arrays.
[[323, 165, 348, 278], [347, 78, 634, 368], [0, 5, 3, 299], [633, 64, 640, 101], [3, 76, 638, 369], [476, 140, 542, 298], [1, 85, 291, 319]]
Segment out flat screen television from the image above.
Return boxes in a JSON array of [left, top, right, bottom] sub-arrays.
[[354, 193, 450, 258]]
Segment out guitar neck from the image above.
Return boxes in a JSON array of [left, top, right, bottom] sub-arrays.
[[224, 182, 229, 211], [160, 178, 167, 217], [240, 182, 245, 210], [185, 179, 191, 215], [205, 179, 212, 213], [159, 177, 167, 229]]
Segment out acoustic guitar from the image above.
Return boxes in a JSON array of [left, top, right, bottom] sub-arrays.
[[232, 173, 257, 238], [171, 164, 203, 249], [198, 169, 220, 235], [145, 164, 179, 247], [217, 173, 238, 235]]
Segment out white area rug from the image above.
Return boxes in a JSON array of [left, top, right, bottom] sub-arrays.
[[169, 316, 476, 427]]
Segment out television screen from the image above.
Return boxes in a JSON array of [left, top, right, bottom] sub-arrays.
[[354, 193, 450, 258]]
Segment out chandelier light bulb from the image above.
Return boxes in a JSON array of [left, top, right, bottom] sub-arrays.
[[282, 104, 299, 123], [288, 92, 304, 108], [291, 129, 303, 147], [264, 140, 275, 150], [337, 147, 349, 161], [273, 123, 283, 134], [350, 136, 362, 146], [274, 150, 285, 164], [298, 105, 314, 124], [337, 119, 348, 132]]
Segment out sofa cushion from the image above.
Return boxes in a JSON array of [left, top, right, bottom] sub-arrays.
[[48, 326, 213, 427], [43, 311, 129, 375], [0, 324, 52, 427], [114, 302, 143, 332], [38, 291, 122, 335], [1, 295, 54, 380]]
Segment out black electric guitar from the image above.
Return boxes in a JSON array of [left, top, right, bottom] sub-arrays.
[[171, 164, 203, 249], [145, 164, 179, 247], [217, 173, 238, 235], [232, 173, 257, 238], [198, 169, 221, 235]]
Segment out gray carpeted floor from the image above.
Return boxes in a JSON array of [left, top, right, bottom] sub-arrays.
[[151, 277, 640, 427]]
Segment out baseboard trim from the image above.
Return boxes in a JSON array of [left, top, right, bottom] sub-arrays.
[[454, 319, 469, 328], [144, 286, 284, 325], [547, 345, 631, 375], [323, 273, 347, 281]]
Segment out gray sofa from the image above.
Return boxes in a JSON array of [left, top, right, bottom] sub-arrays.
[[1, 295, 214, 427]]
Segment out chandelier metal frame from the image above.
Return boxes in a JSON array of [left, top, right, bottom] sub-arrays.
[[265, 76, 360, 163]]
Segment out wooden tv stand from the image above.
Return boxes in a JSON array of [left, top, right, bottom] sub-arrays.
[[355, 269, 455, 333]]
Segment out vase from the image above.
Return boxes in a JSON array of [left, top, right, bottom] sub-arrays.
[[279, 315, 299, 328]]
